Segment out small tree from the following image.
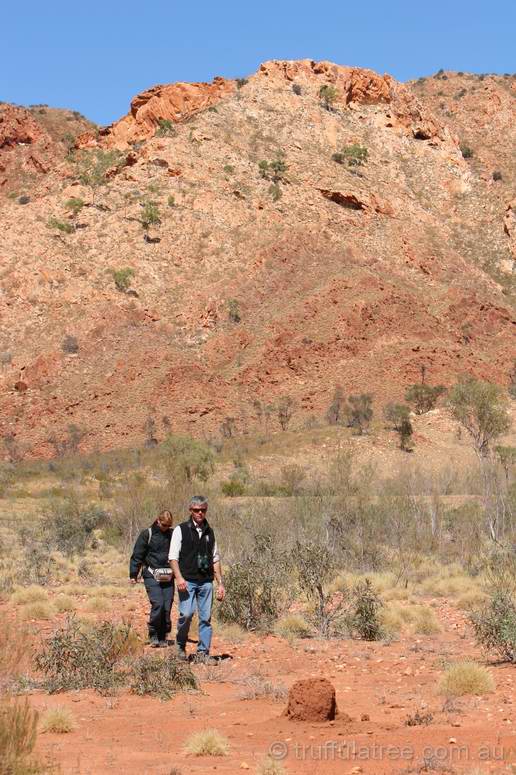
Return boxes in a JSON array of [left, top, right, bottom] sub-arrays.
[[77, 148, 125, 204], [332, 145, 368, 167], [405, 383, 446, 414], [383, 403, 413, 450], [227, 299, 241, 323], [277, 396, 296, 431], [326, 385, 345, 425], [509, 360, 516, 400], [140, 200, 161, 237], [495, 445, 516, 484], [345, 394, 373, 435], [65, 197, 85, 219], [319, 84, 338, 110], [448, 376, 510, 459], [162, 434, 214, 482], [155, 118, 176, 137]]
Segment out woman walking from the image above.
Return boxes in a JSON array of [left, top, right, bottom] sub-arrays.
[[129, 509, 175, 647]]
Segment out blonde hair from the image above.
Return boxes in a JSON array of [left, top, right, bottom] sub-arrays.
[[157, 509, 173, 526]]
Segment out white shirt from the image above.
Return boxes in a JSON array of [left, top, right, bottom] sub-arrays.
[[168, 522, 220, 564]]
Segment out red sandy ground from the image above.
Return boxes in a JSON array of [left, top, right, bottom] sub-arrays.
[[20, 595, 516, 775]]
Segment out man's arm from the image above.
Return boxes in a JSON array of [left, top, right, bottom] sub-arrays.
[[169, 526, 187, 591], [212, 538, 225, 600]]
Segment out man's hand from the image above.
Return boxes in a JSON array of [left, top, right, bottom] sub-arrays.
[[129, 578, 137, 585], [216, 583, 225, 601], [177, 577, 188, 592]]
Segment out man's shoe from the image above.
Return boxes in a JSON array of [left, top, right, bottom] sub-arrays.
[[158, 640, 168, 648], [149, 637, 160, 648], [192, 653, 216, 665]]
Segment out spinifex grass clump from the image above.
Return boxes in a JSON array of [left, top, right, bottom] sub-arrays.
[[36, 618, 135, 694], [469, 592, 516, 663], [130, 653, 197, 701]]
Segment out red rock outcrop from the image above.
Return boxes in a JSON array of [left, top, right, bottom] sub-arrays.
[[81, 77, 235, 148]]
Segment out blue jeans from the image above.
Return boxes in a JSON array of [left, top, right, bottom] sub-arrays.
[[176, 580, 213, 654]]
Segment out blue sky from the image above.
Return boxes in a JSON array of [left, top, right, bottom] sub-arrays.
[[2, 0, 515, 125]]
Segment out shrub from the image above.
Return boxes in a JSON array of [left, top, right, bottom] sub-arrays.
[[39, 707, 75, 733], [469, 592, 516, 663], [258, 156, 288, 183], [326, 385, 345, 425], [460, 143, 474, 159], [0, 613, 34, 686], [156, 118, 176, 137], [61, 334, 79, 354], [219, 534, 287, 630], [438, 662, 494, 696], [236, 78, 248, 89], [141, 200, 161, 231], [227, 299, 241, 323], [410, 605, 441, 635], [280, 464, 306, 496], [47, 216, 74, 234], [344, 393, 373, 435], [348, 579, 384, 640], [112, 267, 135, 293], [277, 396, 296, 431], [333, 144, 368, 167], [130, 653, 197, 700], [223, 164, 234, 174], [36, 618, 135, 694], [41, 498, 107, 556], [492, 170, 503, 181], [405, 384, 446, 414], [84, 597, 111, 613], [64, 197, 84, 217], [167, 194, 175, 207], [183, 728, 229, 756], [383, 403, 413, 450], [18, 195, 30, 205], [292, 541, 343, 637], [221, 479, 246, 497], [292, 83, 302, 96]]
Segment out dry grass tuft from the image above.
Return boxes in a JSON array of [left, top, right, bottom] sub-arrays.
[[20, 601, 55, 621], [11, 587, 49, 605], [215, 622, 247, 644], [410, 605, 441, 635], [84, 597, 111, 613], [54, 595, 76, 613], [183, 728, 229, 756], [0, 613, 34, 682], [257, 757, 288, 774], [40, 706, 75, 733], [274, 614, 311, 640], [438, 661, 494, 697]]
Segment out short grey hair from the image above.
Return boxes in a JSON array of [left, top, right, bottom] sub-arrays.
[[189, 495, 208, 508]]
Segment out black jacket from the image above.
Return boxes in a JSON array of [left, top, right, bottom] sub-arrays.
[[129, 522, 173, 580], [178, 518, 215, 582]]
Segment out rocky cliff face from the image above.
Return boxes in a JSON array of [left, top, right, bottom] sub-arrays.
[[0, 62, 514, 458]]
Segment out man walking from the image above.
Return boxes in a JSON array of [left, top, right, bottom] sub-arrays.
[[169, 496, 225, 662]]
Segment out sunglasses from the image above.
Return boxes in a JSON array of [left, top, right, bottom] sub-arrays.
[[191, 507, 207, 513]]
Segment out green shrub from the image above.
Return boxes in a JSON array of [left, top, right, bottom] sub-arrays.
[[41, 498, 107, 556], [348, 578, 384, 640], [36, 618, 135, 694], [112, 267, 135, 293], [460, 143, 474, 159], [130, 653, 197, 700], [319, 84, 338, 108], [64, 197, 84, 217], [405, 384, 446, 414], [469, 592, 516, 663], [156, 118, 176, 137], [61, 334, 79, 354], [221, 480, 246, 497], [236, 78, 248, 89], [141, 200, 161, 231], [162, 434, 214, 482], [219, 534, 287, 630], [332, 144, 368, 167], [227, 299, 241, 323], [47, 217, 74, 234]]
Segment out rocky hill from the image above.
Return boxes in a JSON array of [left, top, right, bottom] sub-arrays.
[[0, 61, 514, 458]]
